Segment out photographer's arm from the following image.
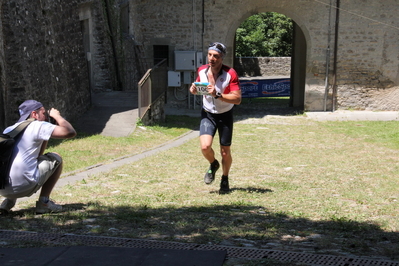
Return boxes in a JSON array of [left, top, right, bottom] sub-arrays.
[[49, 108, 76, 139]]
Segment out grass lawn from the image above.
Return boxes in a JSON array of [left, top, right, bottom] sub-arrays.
[[1, 111, 398, 264]]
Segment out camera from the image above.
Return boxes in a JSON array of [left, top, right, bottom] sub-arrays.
[[46, 109, 57, 124]]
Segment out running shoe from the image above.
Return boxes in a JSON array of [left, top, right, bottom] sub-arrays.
[[204, 160, 220, 184], [219, 176, 230, 194]]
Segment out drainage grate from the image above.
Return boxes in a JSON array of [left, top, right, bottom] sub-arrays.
[[1, 230, 398, 266]]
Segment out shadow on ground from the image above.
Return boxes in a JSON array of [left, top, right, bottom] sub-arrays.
[[1, 200, 399, 262]]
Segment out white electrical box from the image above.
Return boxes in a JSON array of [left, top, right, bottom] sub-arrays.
[[175, 51, 196, 71], [168, 71, 181, 87]]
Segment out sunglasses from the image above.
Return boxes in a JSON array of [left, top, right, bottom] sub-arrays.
[[209, 42, 226, 54]]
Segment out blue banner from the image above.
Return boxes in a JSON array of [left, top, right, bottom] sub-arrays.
[[239, 78, 290, 98]]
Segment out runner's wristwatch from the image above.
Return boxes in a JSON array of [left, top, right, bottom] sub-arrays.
[[214, 92, 222, 99]]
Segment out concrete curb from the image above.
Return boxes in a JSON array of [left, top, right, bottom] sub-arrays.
[[305, 111, 399, 121]]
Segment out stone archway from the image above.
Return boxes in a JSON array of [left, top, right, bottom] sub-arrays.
[[223, 10, 309, 110]]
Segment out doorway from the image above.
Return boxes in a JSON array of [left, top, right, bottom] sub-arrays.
[[233, 12, 306, 113]]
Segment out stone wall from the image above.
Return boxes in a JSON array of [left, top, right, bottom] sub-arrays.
[[0, 0, 90, 128], [141, 94, 165, 125], [87, 0, 121, 92], [338, 86, 399, 111], [130, 0, 399, 111], [234, 57, 291, 77], [0, 0, 123, 129]]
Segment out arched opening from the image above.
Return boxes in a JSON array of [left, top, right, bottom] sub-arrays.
[[232, 12, 307, 115]]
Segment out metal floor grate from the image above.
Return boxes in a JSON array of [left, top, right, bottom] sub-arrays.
[[1, 230, 398, 266]]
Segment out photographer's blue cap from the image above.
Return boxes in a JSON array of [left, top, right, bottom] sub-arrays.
[[18, 100, 43, 122]]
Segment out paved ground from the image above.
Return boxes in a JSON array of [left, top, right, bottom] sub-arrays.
[[2, 91, 399, 266], [73, 91, 139, 137]]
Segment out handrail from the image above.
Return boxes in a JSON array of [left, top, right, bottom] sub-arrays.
[[138, 59, 167, 120]]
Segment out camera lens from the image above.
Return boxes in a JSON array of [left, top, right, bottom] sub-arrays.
[[47, 109, 56, 124]]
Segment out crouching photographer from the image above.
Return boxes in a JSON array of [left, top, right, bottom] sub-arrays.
[[0, 100, 76, 214]]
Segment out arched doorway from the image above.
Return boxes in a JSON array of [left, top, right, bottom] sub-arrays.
[[225, 11, 308, 114]]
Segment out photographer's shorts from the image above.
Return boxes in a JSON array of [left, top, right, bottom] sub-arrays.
[[14, 153, 62, 198], [200, 108, 233, 146]]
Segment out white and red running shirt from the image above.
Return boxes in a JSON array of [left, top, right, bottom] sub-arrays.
[[195, 64, 240, 114]]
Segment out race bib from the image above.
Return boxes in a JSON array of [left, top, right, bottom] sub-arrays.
[[194, 82, 210, 95]]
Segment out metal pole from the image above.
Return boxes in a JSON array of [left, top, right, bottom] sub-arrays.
[[323, 0, 333, 111], [332, 0, 340, 112]]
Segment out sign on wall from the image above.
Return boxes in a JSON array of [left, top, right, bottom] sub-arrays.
[[239, 78, 290, 98]]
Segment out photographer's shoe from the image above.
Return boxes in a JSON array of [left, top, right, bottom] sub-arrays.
[[0, 198, 16, 214], [219, 175, 230, 194], [204, 160, 220, 184], [36, 199, 62, 214]]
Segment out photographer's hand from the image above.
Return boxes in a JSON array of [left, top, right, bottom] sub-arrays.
[[48, 108, 61, 119], [49, 108, 76, 139]]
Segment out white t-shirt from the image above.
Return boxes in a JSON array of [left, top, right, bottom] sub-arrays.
[[1, 120, 56, 196]]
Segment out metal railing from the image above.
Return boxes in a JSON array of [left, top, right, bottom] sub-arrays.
[[138, 59, 167, 120]]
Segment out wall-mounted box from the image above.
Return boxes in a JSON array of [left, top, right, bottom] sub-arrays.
[[196, 52, 203, 68], [175, 51, 196, 71], [183, 71, 192, 85], [168, 71, 181, 87]]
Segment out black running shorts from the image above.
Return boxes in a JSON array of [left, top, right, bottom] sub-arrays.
[[200, 108, 234, 146]]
